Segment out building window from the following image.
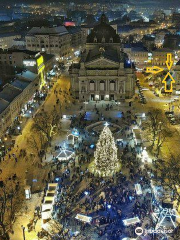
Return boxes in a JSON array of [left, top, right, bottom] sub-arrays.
[[100, 80, 105, 91], [90, 80, 95, 91], [110, 80, 115, 91], [81, 86, 86, 92]]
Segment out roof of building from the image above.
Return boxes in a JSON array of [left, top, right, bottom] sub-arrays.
[[0, 48, 39, 56], [0, 32, 21, 38], [41, 53, 55, 64], [27, 26, 69, 36], [0, 84, 22, 103], [0, 98, 9, 114], [153, 48, 174, 52], [143, 35, 155, 41], [86, 14, 120, 43], [16, 70, 38, 81], [66, 26, 82, 34], [69, 63, 80, 70], [124, 42, 145, 49], [85, 46, 120, 63], [11, 79, 30, 90], [131, 47, 148, 52]]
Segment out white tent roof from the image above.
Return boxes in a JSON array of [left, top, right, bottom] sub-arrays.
[[57, 149, 74, 161]]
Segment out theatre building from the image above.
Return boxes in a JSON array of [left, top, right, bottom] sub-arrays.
[[69, 14, 135, 101]]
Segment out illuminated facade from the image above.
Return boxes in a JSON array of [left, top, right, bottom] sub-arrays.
[[26, 26, 71, 58], [0, 72, 39, 138], [124, 46, 149, 67], [69, 14, 135, 101], [23, 53, 45, 88], [151, 48, 175, 66]]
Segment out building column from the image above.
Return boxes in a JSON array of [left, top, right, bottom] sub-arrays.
[[106, 79, 108, 92], [96, 80, 98, 91]]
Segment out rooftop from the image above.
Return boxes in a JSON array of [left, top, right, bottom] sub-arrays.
[[66, 26, 82, 34], [11, 79, 30, 90], [131, 47, 148, 52], [0, 32, 21, 38], [86, 14, 120, 44], [41, 53, 55, 64], [153, 48, 174, 52], [85, 47, 120, 63], [16, 70, 38, 81], [0, 84, 22, 103], [27, 26, 69, 36], [0, 49, 39, 56]]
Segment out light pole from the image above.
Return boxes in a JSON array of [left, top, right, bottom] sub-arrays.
[[21, 225, 26, 240], [83, 101, 88, 111], [117, 101, 121, 111]]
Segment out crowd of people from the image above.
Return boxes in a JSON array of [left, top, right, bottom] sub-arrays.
[[1, 82, 179, 240], [38, 107, 162, 240]]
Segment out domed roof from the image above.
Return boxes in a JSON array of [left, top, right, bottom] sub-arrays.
[[87, 14, 120, 44]]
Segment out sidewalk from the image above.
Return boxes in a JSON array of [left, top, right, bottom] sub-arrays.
[[10, 193, 43, 240]]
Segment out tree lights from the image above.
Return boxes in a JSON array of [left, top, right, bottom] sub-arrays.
[[94, 124, 119, 177]]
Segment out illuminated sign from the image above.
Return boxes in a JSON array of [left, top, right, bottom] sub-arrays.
[[36, 55, 45, 88], [64, 21, 75, 27], [23, 60, 36, 67], [37, 56, 44, 70]]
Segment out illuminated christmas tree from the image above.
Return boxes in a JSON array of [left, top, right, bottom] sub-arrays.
[[94, 123, 119, 177]]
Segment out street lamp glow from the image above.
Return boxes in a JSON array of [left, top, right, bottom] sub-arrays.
[[107, 204, 111, 209]]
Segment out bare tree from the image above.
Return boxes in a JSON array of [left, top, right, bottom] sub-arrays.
[[143, 109, 162, 147], [155, 127, 172, 158], [32, 109, 60, 144], [154, 155, 180, 208], [27, 134, 40, 157], [0, 177, 22, 239], [142, 108, 173, 157]]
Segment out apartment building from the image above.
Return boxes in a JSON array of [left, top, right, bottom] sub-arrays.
[[25, 26, 71, 58]]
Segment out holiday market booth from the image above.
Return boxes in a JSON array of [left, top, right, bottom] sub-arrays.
[[57, 148, 75, 161], [123, 217, 141, 226], [135, 184, 142, 195], [132, 128, 142, 146], [75, 214, 92, 223], [67, 129, 79, 145], [42, 183, 58, 223]]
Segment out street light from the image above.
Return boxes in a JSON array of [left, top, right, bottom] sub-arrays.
[[21, 225, 26, 240], [83, 101, 88, 111], [117, 101, 121, 111]]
